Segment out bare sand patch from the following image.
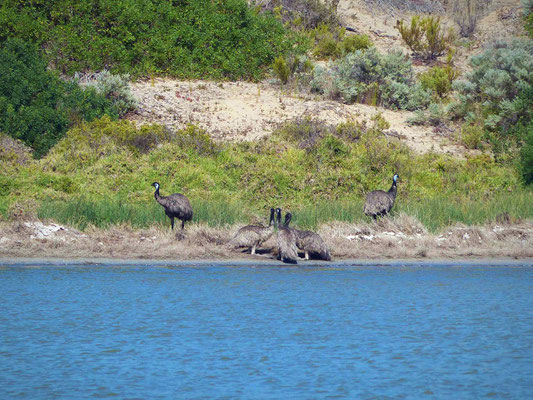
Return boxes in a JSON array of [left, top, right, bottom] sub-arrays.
[[128, 79, 464, 155]]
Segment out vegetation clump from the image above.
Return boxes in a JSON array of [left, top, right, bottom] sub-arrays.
[[418, 64, 458, 100], [524, 0, 533, 37], [396, 15, 455, 61], [0, 39, 133, 157], [311, 47, 431, 110], [450, 39, 533, 155], [0, 0, 300, 80], [1, 116, 528, 232]]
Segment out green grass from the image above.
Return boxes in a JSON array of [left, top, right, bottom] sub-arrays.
[[2, 117, 531, 233], [397, 191, 533, 231], [35, 191, 533, 233], [37, 197, 250, 230]]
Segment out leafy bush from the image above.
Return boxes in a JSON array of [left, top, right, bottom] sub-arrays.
[[396, 15, 455, 61], [525, 0, 533, 37], [75, 71, 136, 117], [451, 40, 533, 151], [0, 38, 124, 157], [418, 65, 458, 99], [0, 0, 301, 80], [272, 54, 314, 85], [520, 122, 533, 184], [340, 33, 372, 55], [273, 56, 291, 84], [408, 103, 447, 126], [261, 0, 340, 31], [461, 123, 484, 149], [310, 24, 372, 59], [311, 47, 431, 110]]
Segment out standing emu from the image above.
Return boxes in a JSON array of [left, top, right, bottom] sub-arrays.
[[276, 208, 298, 264], [284, 212, 331, 261], [151, 182, 193, 230], [363, 174, 399, 220], [229, 208, 275, 255]]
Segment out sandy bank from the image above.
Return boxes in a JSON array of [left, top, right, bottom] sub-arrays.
[[1, 257, 532, 268], [1, 217, 532, 262]]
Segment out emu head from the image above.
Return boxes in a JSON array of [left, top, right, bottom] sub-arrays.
[[284, 212, 292, 227]]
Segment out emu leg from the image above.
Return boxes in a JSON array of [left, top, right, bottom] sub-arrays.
[[171, 217, 175, 230], [181, 219, 185, 230], [251, 245, 256, 255], [305, 251, 309, 260]]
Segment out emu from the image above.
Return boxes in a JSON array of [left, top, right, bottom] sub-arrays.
[[284, 212, 331, 261], [151, 182, 193, 230], [229, 208, 275, 255], [363, 174, 399, 220], [276, 208, 298, 264]]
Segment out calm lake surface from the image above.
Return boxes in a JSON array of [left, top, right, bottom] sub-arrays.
[[0, 261, 532, 399]]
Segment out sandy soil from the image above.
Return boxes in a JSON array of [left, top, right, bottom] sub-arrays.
[[1, 217, 531, 262], [128, 78, 464, 155]]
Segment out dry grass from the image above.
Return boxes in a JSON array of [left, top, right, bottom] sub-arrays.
[[1, 214, 532, 261]]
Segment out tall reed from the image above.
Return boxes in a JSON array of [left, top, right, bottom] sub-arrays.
[[36, 191, 533, 232]]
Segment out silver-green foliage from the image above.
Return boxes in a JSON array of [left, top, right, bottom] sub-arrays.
[[451, 40, 533, 133], [311, 47, 430, 110], [76, 71, 136, 117]]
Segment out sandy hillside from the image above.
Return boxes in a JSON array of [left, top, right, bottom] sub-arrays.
[[128, 79, 464, 154], [127, 0, 525, 156]]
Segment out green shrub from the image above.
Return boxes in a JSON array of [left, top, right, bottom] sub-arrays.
[[461, 123, 484, 149], [77, 71, 136, 117], [418, 65, 458, 99], [524, 0, 533, 37], [519, 122, 533, 184], [340, 33, 372, 54], [273, 56, 291, 84], [309, 25, 372, 59], [312, 25, 341, 59], [260, 0, 340, 31], [312, 48, 430, 110], [0, 38, 123, 157], [408, 102, 447, 126], [451, 39, 533, 152], [0, 0, 300, 80], [396, 15, 455, 61]]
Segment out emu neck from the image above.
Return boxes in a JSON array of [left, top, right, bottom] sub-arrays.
[[154, 187, 163, 203], [388, 181, 397, 198]]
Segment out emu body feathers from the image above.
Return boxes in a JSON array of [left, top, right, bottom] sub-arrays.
[[152, 182, 193, 230], [363, 174, 399, 220]]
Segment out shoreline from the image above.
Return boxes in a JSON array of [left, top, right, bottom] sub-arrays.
[[2, 257, 533, 268], [1, 217, 532, 262]]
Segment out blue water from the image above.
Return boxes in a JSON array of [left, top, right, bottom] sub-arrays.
[[0, 262, 532, 399]]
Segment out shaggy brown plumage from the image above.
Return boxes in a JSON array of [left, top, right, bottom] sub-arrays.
[[152, 182, 193, 230], [229, 208, 275, 254], [363, 174, 399, 220], [276, 208, 298, 264], [284, 213, 331, 261]]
